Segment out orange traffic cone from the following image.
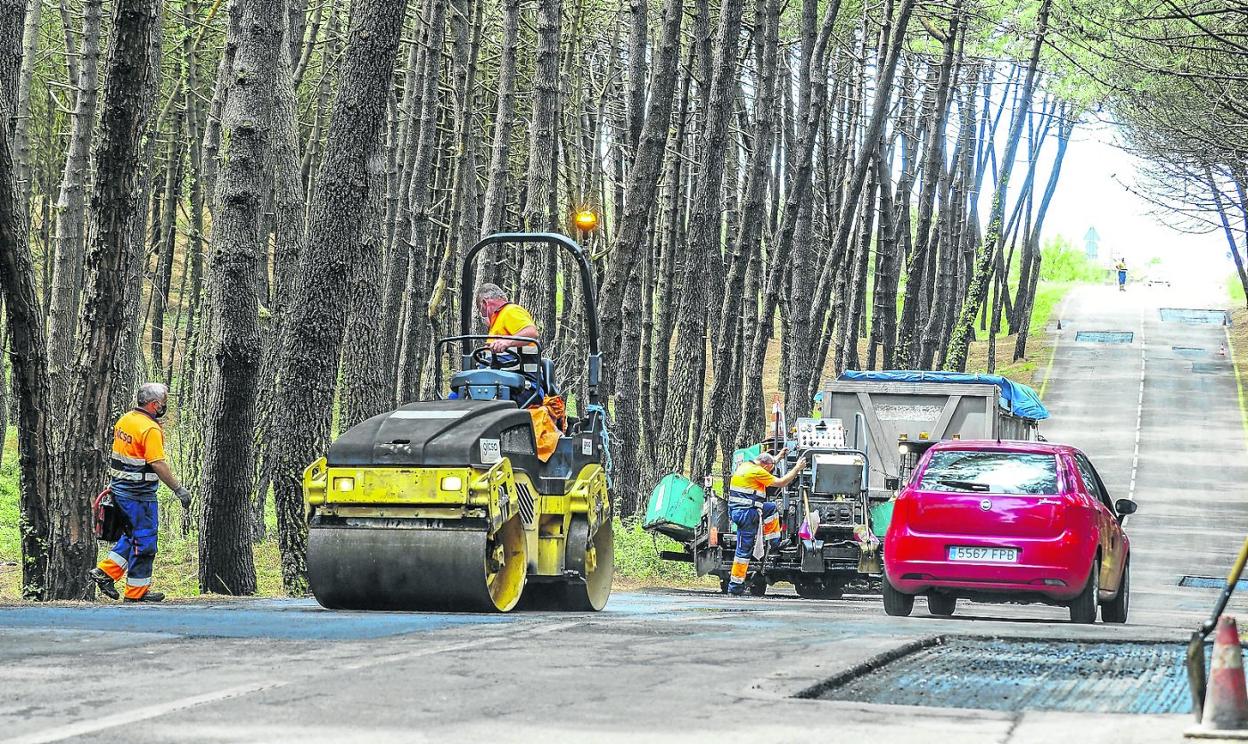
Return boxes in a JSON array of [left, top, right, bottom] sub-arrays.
[[1194, 616, 1248, 736]]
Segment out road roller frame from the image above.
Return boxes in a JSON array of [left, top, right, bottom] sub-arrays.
[[304, 232, 614, 612]]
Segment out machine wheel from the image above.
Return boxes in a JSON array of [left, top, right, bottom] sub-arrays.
[[1069, 559, 1100, 624], [748, 578, 767, 596], [1101, 559, 1129, 624], [718, 576, 731, 594], [927, 593, 956, 617], [882, 577, 914, 617], [561, 517, 614, 611], [307, 515, 528, 612], [795, 581, 843, 600]]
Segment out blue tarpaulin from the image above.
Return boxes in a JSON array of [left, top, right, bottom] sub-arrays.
[[835, 370, 1050, 421]]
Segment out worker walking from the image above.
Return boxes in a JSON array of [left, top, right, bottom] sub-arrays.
[[1115, 258, 1128, 292], [88, 383, 192, 603], [726, 450, 806, 595], [476, 283, 539, 352]]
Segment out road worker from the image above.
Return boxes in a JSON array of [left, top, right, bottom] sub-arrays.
[[726, 449, 807, 595], [476, 283, 539, 353], [88, 383, 192, 603], [1115, 258, 1127, 291]]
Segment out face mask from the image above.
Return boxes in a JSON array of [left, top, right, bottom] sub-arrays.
[[154, 402, 167, 419]]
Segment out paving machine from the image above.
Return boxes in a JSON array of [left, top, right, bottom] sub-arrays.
[[646, 418, 880, 598], [303, 232, 613, 612]]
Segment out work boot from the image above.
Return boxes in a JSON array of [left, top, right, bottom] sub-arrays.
[[727, 582, 746, 596], [88, 568, 119, 600], [124, 591, 165, 604]]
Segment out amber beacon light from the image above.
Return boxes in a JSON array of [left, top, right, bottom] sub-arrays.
[[574, 209, 599, 233]]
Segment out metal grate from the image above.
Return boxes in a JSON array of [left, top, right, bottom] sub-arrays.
[[1192, 362, 1221, 374], [1075, 331, 1134, 344], [514, 481, 536, 526], [1160, 308, 1230, 325], [1172, 346, 1207, 358], [804, 638, 1194, 714]]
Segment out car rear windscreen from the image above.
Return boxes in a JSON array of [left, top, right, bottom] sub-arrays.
[[918, 452, 1059, 495]]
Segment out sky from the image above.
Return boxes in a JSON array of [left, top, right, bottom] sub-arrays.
[[1034, 117, 1235, 298]]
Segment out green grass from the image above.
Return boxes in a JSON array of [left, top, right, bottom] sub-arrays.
[[612, 517, 705, 585], [1229, 273, 1246, 306]]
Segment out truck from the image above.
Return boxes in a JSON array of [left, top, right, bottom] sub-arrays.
[[644, 370, 1049, 598]]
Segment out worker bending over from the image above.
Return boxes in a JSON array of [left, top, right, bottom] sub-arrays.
[[89, 383, 192, 603], [726, 449, 806, 595], [476, 283, 539, 353]]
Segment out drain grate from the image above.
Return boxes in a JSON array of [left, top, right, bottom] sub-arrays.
[[1192, 362, 1221, 374], [805, 639, 1193, 714], [1172, 346, 1207, 358], [1180, 575, 1248, 590], [1075, 331, 1134, 344], [1160, 308, 1230, 325]]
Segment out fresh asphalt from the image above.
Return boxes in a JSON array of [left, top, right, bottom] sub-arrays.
[[2, 284, 1246, 743]]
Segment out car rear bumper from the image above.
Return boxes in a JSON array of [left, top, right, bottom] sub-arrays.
[[884, 530, 1092, 602]]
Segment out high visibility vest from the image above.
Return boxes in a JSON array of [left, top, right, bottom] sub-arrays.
[[109, 409, 165, 498], [728, 461, 777, 506]]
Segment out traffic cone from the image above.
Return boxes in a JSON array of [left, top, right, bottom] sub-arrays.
[[1196, 616, 1248, 735], [1221, 344, 1228, 358]]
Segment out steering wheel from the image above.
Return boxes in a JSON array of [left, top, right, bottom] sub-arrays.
[[471, 346, 520, 370]]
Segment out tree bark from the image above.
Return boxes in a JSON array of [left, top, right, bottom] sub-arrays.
[[944, 0, 1050, 372], [46, 0, 103, 414], [267, 0, 410, 594], [197, 0, 287, 596], [55, 0, 164, 601]]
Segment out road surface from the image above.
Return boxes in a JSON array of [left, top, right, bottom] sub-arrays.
[[2, 284, 1246, 743]]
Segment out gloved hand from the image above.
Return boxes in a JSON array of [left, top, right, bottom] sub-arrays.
[[174, 486, 192, 510]]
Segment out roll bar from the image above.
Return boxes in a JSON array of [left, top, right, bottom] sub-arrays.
[[460, 232, 602, 404]]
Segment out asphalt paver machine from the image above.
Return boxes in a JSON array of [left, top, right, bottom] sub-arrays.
[[646, 418, 880, 598], [303, 232, 613, 612]]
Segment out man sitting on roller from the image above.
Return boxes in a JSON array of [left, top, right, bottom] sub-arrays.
[[476, 283, 539, 353]]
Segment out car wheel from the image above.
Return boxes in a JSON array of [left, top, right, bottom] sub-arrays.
[[1101, 559, 1129, 624], [928, 593, 956, 617], [882, 576, 914, 617], [1069, 559, 1100, 624]]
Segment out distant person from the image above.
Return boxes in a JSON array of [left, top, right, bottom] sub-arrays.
[[475, 283, 539, 353], [1115, 258, 1127, 292], [89, 383, 192, 603], [725, 449, 806, 595]]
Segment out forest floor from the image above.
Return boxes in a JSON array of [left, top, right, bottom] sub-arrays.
[[0, 280, 1077, 602]]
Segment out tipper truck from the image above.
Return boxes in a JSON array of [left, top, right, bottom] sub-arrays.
[[644, 371, 1049, 598]]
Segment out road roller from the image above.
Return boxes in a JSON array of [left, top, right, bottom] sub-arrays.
[[302, 232, 614, 612]]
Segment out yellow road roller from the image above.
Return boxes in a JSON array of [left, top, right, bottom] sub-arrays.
[[303, 232, 613, 612]]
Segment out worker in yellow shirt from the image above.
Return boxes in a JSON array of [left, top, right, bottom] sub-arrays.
[[476, 283, 539, 353], [726, 449, 806, 595]]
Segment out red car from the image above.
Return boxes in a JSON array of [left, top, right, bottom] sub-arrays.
[[882, 440, 1136, 624]]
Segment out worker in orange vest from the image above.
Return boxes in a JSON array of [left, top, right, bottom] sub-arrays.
[[88, 383, 192, 602], [726, 449, 806, 595]]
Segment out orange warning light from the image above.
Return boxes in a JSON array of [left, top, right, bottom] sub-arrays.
[[574, 210, 599, 232]]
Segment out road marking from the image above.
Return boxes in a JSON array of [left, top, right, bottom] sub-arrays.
[[1129, 306, 1146, 501], [0, 680, 289, 744], [5, 620, 581, 743]]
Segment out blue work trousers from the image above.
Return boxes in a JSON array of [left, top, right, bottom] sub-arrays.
[[101, 495, 159, 594], [730, 502, 780, 560]]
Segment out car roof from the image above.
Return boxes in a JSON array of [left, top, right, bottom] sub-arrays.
[[925, 439, 1081, 456]]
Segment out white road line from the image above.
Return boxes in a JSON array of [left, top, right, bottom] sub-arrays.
[[1, 681, 289, 744], [6, 620, 581, 743], [1129, 307, 1147, 501]]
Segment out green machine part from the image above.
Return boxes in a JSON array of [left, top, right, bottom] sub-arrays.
[[644, 474, 706, 542], [870, 500, 894, 538], [731, 444, 763, 471]]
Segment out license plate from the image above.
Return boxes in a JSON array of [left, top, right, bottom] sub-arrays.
[[948, 546, 1018, 563]]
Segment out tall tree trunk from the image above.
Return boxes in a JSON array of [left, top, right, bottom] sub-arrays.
[[197, 0, 286, 597], [55, 0, 164, 601], [268, 0, 410, 594], [11, 0, 39, 208], [517, 0, 562, 343], [944, 0, 1050, 372], [46, 0, 103, 414]]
